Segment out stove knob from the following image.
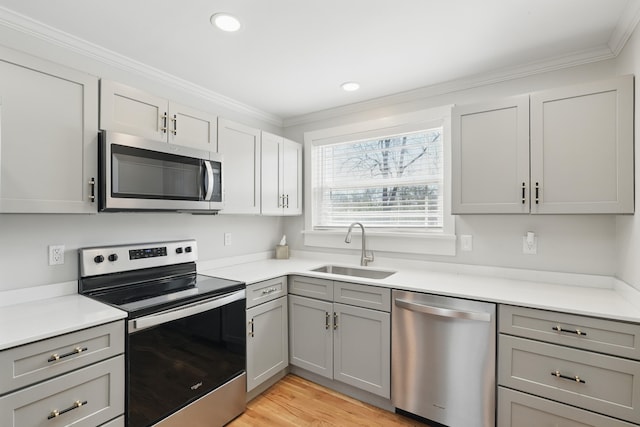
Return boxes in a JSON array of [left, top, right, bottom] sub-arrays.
[[185, 246, 192, 253], [108, 254, 118, 262], [176, 247, 183, 254], [94, 255, 105, 264]]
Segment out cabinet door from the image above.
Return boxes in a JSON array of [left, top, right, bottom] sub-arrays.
[[0, 48, 98, 213], [246, 296, 288, 392], [333, 303, 390, 398], [168, 102, 216, 151], [99, 80, 168, 142], [452, 95, 530, 214], [282, 138, 303, 215], [261, 131, 283, 215], [217, 118, 261, 214], [530, 75, 634, 214], [288, 295, 333, 378]]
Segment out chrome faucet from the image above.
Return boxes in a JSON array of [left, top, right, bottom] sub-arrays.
[[345, 222, 374, 266]]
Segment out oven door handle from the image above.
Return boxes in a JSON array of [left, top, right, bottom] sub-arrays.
[[130, 289, 245, 332]]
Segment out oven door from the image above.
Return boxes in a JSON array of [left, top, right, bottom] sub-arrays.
[[126, 290, 246, 427], [99, 131, 223, 212]]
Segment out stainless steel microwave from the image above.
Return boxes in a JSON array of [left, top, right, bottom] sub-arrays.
[[98, 131, 223, 212]]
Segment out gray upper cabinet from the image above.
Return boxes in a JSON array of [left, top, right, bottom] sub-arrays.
[[261, 131, 302, 216], [530, 76, 634, 214], [0, 46, 99, 213], [100, 80, 217, 152], [452, 75, 634, 214], [217, 118, 261, 214], [452, 95, 530, 214]]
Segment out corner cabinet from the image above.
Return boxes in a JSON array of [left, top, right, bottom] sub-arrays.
[[261, 132, 302, 216], [100, 80, 217, 152], [0, 46, 99, 213], [217, 118, 261, 214], [246, 277, 288, 392], [452, 75, 634, 214], [288, 276, 391, 398]]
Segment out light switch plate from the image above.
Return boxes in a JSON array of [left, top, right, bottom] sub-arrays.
[[460, 235, 473, 251]]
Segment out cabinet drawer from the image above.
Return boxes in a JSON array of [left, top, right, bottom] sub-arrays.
[[246, 276, 287, 308], [499, 305, 640, 359], [0, 355, 124, 427], [289, 276, 333, 301], [499, 335, 640, 424], [333, 281, 390, 312], [0, 321, 124, 395], [498, 387, 637, 427]]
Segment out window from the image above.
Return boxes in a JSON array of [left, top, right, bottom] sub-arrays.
[[303, 107, 455, 256], [312, 127, 443, 230]]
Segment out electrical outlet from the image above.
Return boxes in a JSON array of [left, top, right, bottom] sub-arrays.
[[522, 236, 537, 255], [224, 233, 232, 246], [49, 245, 65, 265]]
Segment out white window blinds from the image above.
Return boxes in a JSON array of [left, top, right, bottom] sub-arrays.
[[312, 127, 443, 229]]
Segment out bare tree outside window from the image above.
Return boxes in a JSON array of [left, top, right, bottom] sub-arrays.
[[313, 128, 443, 229]]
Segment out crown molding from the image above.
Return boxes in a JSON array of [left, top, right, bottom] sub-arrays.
[[609, 0, 640, 56], [283, 45, 616, 128], [0, 6, 284, 127]]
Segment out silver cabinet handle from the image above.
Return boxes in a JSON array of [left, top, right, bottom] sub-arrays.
[[535, 182, 540, 205], [521, 182, 526, 204], [394, 298, 491, 322], [551, 370, 586, 384], [333, 312, 338, 330], [170, 114, 177, 135], [552, 325, 587, 336], [325, 312, 330, 330], [160, 112, 168, 133], [48, 400, 87, 420], [248, 319, 254, 337], [48, 346, 87, 363], [261, 287, 278, 295]]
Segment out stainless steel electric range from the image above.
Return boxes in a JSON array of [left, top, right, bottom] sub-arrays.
[[79, 240, 246, 427]]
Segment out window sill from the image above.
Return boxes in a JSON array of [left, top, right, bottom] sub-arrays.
[[302, 229, 456, 256]]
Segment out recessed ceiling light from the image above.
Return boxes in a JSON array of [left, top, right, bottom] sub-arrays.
[[341, 82, 360, 92], [211, 13, 241, 32]]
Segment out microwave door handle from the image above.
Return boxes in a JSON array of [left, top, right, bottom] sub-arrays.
[[203, 160, 214, 200]]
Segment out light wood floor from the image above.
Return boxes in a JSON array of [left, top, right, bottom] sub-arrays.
[[228, 374, 427, 426]]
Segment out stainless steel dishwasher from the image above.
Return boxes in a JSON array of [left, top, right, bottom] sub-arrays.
[[391, 290, 496, 427]]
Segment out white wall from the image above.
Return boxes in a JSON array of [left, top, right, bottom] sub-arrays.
[[284, 60, 621, 276], [616, 25, 640, 289], [0, 21, 285, 291]]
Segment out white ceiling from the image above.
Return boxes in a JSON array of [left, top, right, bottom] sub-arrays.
[[0, 0, 637, 121]]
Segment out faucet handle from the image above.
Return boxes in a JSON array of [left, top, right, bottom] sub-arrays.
[[363, 251, 374, 266]]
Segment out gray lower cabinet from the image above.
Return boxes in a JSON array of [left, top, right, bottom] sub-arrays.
[[498, 305, 640, 426], [288, 276, 391, 398], [246, 277, 289, 392], [0, 320, 125, 427]]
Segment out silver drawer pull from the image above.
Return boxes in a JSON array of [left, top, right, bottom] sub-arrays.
[[47, 346, 88, 363], [551, 370, 586, 384], [248, 320, 254, 337], [261, 287, 278, 295], [552, 325, 587, 336], [47, 400, 87, 420]]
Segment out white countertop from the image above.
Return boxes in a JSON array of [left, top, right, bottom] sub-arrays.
[[0, 292, 127, 351], [201, 254, 640, 323]]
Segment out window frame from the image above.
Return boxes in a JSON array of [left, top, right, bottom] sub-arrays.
[[303, 107, 456, 256]]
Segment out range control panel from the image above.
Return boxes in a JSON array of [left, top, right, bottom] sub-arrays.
[[79, 240, 197, 277]]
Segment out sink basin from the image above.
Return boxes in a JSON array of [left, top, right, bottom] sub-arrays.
[[310, 265, 396, 280]]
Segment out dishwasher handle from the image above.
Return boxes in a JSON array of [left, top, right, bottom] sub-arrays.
[[394, 298, 491, 322]]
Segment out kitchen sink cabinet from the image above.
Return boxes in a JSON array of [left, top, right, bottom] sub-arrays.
[[218, 118, 262, 214], [498, 305, 640, 426], [246, 277, 289, 392], [100, 80, 217, 151], [261, 131, 302, 216], [0, 46, 99, 213], [0, 320, 125, 427], [452, 75, 634, 214], [288, 276, 390, 398]]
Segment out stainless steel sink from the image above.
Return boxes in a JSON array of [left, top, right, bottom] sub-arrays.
[[310, 265, 396, 279]]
